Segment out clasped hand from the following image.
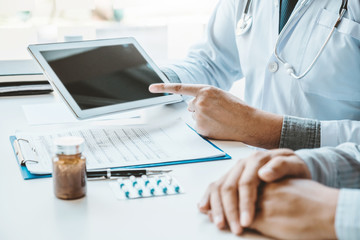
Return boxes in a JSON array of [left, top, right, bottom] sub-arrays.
[[197, 149, 311, 235], [197, 150, 337, 240]]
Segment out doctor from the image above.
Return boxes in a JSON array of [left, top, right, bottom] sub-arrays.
[[150, 0, 360, 150]]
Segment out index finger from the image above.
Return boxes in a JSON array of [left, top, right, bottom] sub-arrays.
[[149, 83, 204, 96]]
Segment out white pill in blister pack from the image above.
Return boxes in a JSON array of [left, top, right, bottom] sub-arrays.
[[109, 174, 184, 200]]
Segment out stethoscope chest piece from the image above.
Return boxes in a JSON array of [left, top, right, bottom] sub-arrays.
[[236, 14, 253, 36]]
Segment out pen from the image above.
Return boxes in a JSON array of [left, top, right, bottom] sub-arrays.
[[86, 169, 172, 179]]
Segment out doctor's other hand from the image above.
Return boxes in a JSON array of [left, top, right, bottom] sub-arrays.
[[250, 179, 339, 240], [149, 83, 283, 149], [197, 149, 311, 235]]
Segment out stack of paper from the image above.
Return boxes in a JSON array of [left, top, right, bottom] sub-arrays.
[[0, 60, 52, 96], [13, 118, 229, 175]]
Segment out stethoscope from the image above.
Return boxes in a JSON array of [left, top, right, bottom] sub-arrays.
[[236, 0, 349, 79]]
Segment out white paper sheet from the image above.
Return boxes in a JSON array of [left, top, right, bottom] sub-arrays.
[[22, 103, 142, 125], [16, 119, 225, 174]]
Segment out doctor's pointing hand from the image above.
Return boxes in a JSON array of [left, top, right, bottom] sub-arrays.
[[149, 83, 283, 149]]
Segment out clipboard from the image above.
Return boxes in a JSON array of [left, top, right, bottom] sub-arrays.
[[10, 132, 231, 180], [10, 136, 51, 180]]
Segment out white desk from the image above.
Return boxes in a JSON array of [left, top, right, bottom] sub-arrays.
[[0, 93, 270, 240]]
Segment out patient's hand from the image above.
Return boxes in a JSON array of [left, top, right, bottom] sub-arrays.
[[198, 149, 311, 235], [251, 179, 339, 240]]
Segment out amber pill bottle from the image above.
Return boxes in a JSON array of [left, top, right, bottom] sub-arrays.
[[52, 136, 87, 200]]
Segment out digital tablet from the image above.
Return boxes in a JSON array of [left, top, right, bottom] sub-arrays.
[[28, 38, 183, 119]]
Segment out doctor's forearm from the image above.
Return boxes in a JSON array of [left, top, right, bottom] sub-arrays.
[[158, 70, 322, 150], [244, 113, 321, 150], [244, 109, 283, 149]]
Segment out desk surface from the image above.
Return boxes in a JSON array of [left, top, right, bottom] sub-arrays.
[[0, 93, 270, 240]]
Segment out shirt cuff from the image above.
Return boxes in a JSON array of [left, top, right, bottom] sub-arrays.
[[335, 189, 360, 240], [279, 115, 321, 150], [295, 148, 338, 187], [161, 67, 182, 83]]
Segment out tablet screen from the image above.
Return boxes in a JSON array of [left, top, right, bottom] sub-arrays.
[[40, 44, 167, 110]]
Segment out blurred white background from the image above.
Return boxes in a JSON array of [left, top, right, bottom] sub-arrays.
[[0, 0, 218, 64], [0, 0, 244, 95]]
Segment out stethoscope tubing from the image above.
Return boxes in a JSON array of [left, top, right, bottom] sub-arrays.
[[237, 0, 348, 79], [274, 0, 348, 79]]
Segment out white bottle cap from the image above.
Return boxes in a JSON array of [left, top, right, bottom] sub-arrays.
[[54, 136, 84, 155]]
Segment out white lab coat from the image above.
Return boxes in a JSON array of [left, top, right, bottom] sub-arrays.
[[169, 0, 360, 147]]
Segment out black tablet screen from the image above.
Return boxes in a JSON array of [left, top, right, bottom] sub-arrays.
[[41, 44, 167, 110]]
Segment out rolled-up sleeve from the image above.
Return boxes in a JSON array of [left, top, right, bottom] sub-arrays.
[[279, 116, 321, 150]]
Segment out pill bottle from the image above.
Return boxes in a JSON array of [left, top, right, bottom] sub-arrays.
[[52, 136, 87, 200]]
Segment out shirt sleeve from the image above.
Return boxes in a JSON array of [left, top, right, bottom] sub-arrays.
[[164, 0, 243, 90], [335, 189, 360, 240], [321, 120, 360, 147], [279, 117, 360, 150], [279, 115, 321, 150], [295, 142, 360, 188], [161, 67, 181, 83]]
